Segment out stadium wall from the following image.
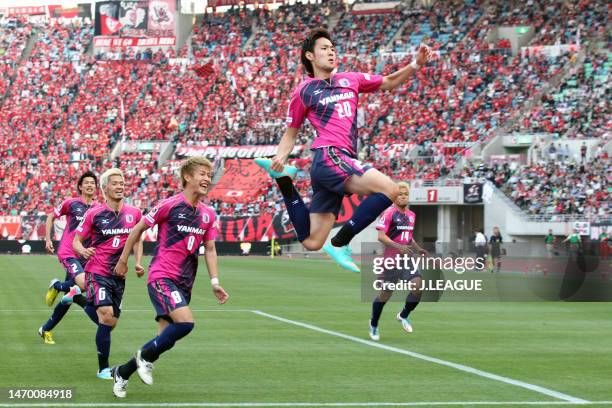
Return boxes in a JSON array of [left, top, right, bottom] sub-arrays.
[[0, 240, 278, 256]]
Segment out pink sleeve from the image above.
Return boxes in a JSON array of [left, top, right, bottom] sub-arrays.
[[203, 211, 218, 241], [357, 72, 383, 93], [375, 209, 392, 233], [54, 199, 70, 217], [286, 87, 307, 129], [144, 201, 169, 228], [76, 208, 94, 238]]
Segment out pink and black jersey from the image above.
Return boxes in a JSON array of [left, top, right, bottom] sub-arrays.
[[76, 203, 142, 278], [286, 72, 383, 157], [54, 197, 97, 263], [144, 193, 217, 292], [376, 206, 416, 258]]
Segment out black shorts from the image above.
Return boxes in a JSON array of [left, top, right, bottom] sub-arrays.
[[147, 278, 192, 322], [85, 272, 125, 318]]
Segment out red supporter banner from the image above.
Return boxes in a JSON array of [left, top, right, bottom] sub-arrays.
[[94, 36, 176, 47], [7, 6, 45, 16], [217, 195, 364, 242], [0, 216, 22, 240], [48, 4, 92, 19], [176, 145, 305, 159], [208, 160, 269, 204]]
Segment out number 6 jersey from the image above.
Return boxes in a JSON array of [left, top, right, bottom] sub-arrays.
[[76, 203, 142, 277]]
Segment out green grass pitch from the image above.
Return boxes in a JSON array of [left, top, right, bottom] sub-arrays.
[[0, 254, 611, 407]]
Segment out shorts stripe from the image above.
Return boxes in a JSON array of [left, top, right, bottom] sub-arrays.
[[154, 281, 169, 315], [161, 280, 177, 309], [326, 146, 356, 175]]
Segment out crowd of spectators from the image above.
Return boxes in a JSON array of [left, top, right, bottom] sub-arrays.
[[512, 52, 610, 138], [0, 1, 608, 220]]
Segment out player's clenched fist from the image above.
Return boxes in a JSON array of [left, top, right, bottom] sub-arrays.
[[415, 44, 433, 67]]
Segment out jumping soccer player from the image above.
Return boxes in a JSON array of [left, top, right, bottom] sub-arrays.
[[69, 168, 143, 379], [39, 171, 100, 344], [110, 157, 229, 398], [369, 182, 427, 340], [255, 28, 432, 272]]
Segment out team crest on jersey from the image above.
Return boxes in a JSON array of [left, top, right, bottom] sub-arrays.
[[364, 73, 371, 80], [126, 214, 134, 223], [339, 78, 350, 88], [409, 216, 414, 223], [202, 213, 210, 223]]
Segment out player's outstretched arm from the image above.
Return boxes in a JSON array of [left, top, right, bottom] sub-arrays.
[[203, 240, 229, 304], [115, 219, 149, 277], [380, 44, 432, 91], [271, 127, 299, 173], [378, 230, 412, 255], [45, 212, 56, 254]]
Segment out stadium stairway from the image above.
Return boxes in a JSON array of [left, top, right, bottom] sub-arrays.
[[0, 31, 37, 108], [484, 181, 581, 245]]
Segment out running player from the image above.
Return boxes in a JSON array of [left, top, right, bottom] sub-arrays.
[[69, 168, 143, 379], [39, 171, 100, 344], [110, 157, 229, 398], [369, 182, 427, 340], [255, 28, 432, 272]]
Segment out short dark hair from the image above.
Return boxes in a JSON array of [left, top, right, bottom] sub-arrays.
[[77, 171, 97, 195], [301, 28, 333, 77]]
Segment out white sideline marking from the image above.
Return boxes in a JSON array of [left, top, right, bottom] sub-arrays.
[[1, 401, 611, 407], [252, 311, 589, 404]]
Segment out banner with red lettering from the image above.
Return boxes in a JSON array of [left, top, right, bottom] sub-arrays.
[[176, 145, 305, 159], [94, 36, 176, 47], [6, 6, 45, 17]]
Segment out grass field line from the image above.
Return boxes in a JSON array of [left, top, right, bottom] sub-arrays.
[[252, 311, 590, 404], [1, 401, 612, 407]]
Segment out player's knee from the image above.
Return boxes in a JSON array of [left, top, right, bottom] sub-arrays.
[[378, 291, 392, 302], [97, 308, 115, 325], [302, 239, 324, 251]]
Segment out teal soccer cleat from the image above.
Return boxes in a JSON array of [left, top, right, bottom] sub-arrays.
[[323, 243, 360, 273], [254, 158, 298, 180]]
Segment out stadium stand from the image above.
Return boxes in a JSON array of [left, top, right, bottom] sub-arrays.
[[0, 1, 609, 225]]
